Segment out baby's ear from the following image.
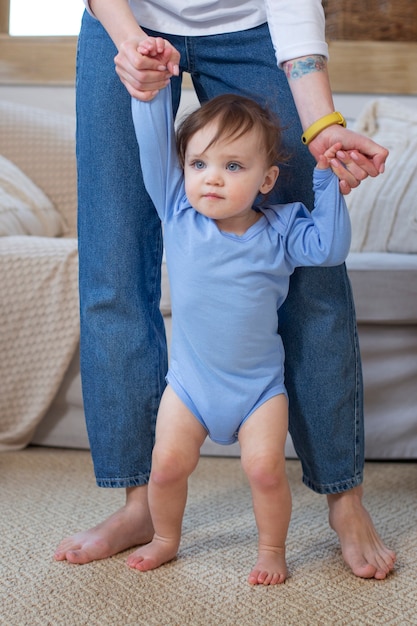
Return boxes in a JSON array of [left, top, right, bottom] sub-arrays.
[[260, 165, 279, 194]]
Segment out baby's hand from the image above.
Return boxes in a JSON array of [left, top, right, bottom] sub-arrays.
[[138, 37, 179, 76], [138, 36, 165, 58], [115, 35, 180, 100], [315, 142, 343, 171]]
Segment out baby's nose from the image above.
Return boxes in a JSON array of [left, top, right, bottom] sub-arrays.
[[205, 168, 223, 185]]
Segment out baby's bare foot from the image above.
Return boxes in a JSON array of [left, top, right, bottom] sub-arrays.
[[328, 486, 396, 580], [248, 545, 287, 585], [127, 535, 179, 571], [54, 487, 153, 564]]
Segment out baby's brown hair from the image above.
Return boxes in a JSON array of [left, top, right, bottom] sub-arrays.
[[176, 94, 285, 169]]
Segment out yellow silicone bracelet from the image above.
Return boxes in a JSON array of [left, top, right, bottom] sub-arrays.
[[301, 112, 346, 145]]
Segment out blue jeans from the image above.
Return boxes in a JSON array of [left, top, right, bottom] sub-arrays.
[[76, 12, 364, 493]]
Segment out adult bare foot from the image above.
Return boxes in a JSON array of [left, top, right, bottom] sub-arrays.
[[247, 545, 287, 586], [126, 535, 179, 571], [328, 486, 396, 579], [54, 485, 153, 564]]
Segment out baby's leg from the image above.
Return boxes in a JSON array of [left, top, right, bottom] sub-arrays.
[[239, 394, 291, 585], [127, 386, 207, 571]]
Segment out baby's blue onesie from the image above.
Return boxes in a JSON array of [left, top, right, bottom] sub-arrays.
[[132, 85, 351, 445]]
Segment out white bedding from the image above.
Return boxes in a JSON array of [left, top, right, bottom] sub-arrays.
[[0, 236, 79, 450], [2, 94, 415, 459], [32, 254, 417, 459]]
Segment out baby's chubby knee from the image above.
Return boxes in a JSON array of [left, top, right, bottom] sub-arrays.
[[150, 445, 198, 486], [242, 454, 286, 490]]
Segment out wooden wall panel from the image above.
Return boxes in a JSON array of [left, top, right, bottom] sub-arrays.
[[328, 41, 417, 94], [0, 35, 77, 85], [0, 32, 416, 95]]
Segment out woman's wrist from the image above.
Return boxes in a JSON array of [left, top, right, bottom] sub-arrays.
[[301, 112, 346, 145], [90, 0, 145, 50]]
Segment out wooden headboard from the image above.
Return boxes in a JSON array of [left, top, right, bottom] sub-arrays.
[[327, 41, 417, 94], [182, 41, 417, 95], [0, 37, 416, 94]]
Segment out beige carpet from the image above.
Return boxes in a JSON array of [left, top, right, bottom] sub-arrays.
[[1, 448, 416, 626]]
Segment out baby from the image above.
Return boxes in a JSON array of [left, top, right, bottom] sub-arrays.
[[128, 37, 351, 585]]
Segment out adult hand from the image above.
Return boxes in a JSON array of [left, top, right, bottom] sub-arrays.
[[114, 36, 180, 101], [309, 125, 389, 195]]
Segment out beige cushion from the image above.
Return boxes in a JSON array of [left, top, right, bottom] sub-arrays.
[[0, 155, 64, 237], [346, 98, 417, 254]]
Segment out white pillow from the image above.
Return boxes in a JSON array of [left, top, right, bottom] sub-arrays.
[[346, 98, 417, 254], [0, 155, 64, 237]]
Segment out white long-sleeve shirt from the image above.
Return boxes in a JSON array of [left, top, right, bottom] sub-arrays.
[[82, 0, 328, 65]]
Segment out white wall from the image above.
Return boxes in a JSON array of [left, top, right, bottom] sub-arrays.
[[0, 84, 416, 122], [0, 86, 76, 115], [0, 85, 199, 120]]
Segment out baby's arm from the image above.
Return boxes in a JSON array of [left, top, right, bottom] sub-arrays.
[[284, 164, 351, 268], [131, 76, 184, 221]]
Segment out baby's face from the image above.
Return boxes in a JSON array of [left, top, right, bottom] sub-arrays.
[[183, 121, 278, 234]]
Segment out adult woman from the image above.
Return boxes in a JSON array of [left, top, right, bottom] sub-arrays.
[[55, 0, 395, 579]]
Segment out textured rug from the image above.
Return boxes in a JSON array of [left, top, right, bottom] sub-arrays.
[[1, 448, 416, 626]]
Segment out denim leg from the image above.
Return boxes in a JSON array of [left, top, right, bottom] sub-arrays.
[[76, 13, 169, 487], [280, 265, 364, 494], [166, 24, 364, 493]]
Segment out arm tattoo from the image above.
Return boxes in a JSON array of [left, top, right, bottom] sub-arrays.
[[283, 55, 327, 80]]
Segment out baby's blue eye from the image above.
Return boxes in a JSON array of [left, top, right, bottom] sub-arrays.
[[227, 162, 241, 171], [193, 161, 206, 170]]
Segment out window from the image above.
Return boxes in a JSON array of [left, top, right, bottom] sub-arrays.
[[0, 0, 79, 84], [9, 0, 84, 36]]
